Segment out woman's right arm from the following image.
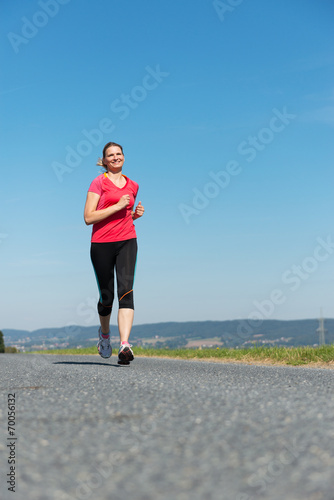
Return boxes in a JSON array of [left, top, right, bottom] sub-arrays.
[[84, 192, 130, 225]]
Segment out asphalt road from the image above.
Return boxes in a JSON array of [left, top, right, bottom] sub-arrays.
[[0, 353, 333, 500]]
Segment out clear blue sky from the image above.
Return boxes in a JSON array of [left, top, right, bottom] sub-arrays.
[[1, 0, 333, 331]]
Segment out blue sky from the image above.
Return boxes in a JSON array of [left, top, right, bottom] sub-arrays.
[[1, 0, 333, 331]]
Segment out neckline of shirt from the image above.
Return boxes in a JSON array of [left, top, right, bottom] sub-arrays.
[[104, 172, 128, 189]]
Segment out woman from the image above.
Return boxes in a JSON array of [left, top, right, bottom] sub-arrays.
[[84, 142, 144, 364]]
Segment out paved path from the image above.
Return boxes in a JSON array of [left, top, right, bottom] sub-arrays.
[[0, 353, 334, 500]]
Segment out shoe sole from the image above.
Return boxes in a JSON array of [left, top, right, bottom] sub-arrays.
[[118, 346, 134, 363], [98, 352, 112, 359], [118, 360, 130, 365]]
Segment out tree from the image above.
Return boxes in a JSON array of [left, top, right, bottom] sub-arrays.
[[0, 330, 5, 353]]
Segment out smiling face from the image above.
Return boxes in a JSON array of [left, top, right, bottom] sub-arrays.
[[103, 145, 125, 171]]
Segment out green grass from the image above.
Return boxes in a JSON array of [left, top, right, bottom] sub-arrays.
[[28, 344, 334, 366]]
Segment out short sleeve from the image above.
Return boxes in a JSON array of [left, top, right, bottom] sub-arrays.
[[88, 175, 103, 196], [132, 180, 139, 199]]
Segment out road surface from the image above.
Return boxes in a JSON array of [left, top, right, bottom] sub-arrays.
[[1, 353, 333, 500]]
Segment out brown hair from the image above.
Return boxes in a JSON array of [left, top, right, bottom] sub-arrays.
[[97, 142, 124, 168]]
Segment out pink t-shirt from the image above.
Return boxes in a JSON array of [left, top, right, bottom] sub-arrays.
[[88, 173, 139, 243]]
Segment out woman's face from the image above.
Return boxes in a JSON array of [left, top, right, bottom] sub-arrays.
[[103, 146, 124, 171]]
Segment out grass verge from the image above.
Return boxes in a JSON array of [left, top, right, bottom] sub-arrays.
[[28, 345, 334, 367]]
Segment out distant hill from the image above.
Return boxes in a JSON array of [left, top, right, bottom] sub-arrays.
[[3, 319, 334, 349]]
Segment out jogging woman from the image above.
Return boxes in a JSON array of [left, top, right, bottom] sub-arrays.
[[84, 142, 144, 364]]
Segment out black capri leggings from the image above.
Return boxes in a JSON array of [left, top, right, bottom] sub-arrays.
[[90, 238, 137, 316]]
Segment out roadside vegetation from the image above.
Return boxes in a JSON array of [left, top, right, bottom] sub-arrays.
[[28, 344, 334, 367], [0, 330, 18, 353]]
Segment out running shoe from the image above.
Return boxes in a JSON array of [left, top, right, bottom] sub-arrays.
[[118, 343, 134, 365], [97, 328, 112, 359]]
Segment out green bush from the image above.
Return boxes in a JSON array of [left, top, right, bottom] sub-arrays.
[[5, 346, 18, 353], [0, 330, 5, 353]]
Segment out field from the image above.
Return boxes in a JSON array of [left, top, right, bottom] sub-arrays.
[[185, 337, 223, 348]]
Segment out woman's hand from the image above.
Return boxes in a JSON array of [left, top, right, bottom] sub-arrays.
[[84, 192, 129, 225], [117, 194, 131, 210], [133, 201, 145, 219]]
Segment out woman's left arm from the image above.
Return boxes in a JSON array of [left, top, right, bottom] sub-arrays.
[[132, 201, 145, 220]]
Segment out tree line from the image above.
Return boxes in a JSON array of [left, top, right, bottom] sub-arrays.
[[0, 331, 17, 353]]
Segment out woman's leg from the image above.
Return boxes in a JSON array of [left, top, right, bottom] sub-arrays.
[[90, 242, 116, 334], [118, 308, 134, 343], [115, 238, 137, 343], [99, 313, 111, 335]]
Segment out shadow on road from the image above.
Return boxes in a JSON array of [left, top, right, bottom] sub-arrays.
[[53, 361, 121, 368]]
